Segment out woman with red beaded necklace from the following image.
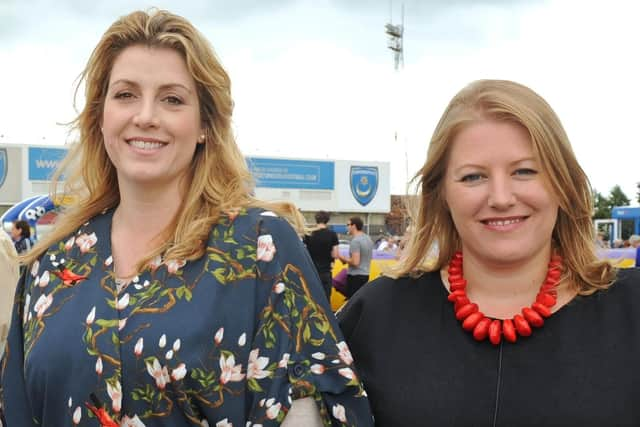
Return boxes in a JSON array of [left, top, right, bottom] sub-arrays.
[[338, 79, 640, 426]]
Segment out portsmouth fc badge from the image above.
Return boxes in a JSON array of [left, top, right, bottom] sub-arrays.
[[350, 166, 378, 206]]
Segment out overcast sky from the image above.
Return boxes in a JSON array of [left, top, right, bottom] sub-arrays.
[[1, 0, 639, 203]]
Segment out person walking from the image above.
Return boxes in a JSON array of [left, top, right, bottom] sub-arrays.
[[338, 216, 373, 298], [303, 210, 339, 300]]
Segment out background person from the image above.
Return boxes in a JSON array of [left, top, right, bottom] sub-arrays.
[[10, 220, 32, 254], [0, 9, 372, 427], [338, 216, 373, 298], [303, 210, 339, 300], [338, 79, 640, 426]]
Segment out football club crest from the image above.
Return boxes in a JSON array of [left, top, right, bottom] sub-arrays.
[[0, 148, 7, 189], [350, 166, 379, 206]]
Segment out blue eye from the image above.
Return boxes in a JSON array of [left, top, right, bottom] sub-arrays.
[[460, 173, 484, 182], [114, 92, 134, 99], [514, 168, 537, 176]]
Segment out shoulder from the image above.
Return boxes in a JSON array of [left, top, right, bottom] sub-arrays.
[[214, 207, 298, 238], [337, 271, 442, 334], [608, 267, 640, 295]]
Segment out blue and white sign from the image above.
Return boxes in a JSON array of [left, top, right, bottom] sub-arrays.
[[0, 195, 55, 224], [247, 157, 334, 189], [28, 147, 68, 181], [350, 166, 379, 206], [0, 148, 7, 188]]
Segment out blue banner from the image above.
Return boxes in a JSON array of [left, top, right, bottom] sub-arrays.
[[28, 147, 68, 181], [247, 158, 334, 189]]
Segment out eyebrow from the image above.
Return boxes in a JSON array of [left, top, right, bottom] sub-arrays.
[[109, 79, 194, 94], [451, 157, 538, 173]]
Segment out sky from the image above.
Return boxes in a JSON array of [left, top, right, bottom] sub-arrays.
[[1, 0, 639, 203]]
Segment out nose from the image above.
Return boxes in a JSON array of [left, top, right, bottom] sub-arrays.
[[132, 98, 159, 128], [487, 175, 516, 209]]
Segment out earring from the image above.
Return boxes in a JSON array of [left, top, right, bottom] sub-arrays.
[[198, 134, 205, 143]]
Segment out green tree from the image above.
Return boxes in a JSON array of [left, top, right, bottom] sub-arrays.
[[607, 185, 632, 239], [592, 189, 611, 219], [608, 185, 630, 209], [637, 182, 640, 205]]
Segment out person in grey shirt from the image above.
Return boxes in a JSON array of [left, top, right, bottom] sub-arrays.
[[339, 216, 374, 298]]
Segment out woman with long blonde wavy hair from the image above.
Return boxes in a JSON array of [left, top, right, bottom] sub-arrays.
[[0, 9, 373, 427], [338, 79, 640, 426]]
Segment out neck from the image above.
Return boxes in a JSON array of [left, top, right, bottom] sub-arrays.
[[456, 248, 552, 319], [110, 180, 186, 278], [115, 176, 187, 234], [316, 223, 327, 229]]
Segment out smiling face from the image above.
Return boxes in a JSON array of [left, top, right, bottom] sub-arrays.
[[101, 45, 202, 193], [443, 120, 559, 266]]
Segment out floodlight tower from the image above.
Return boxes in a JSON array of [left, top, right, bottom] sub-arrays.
[[385, 4, 404, 71], [385, 2, 408, 196]]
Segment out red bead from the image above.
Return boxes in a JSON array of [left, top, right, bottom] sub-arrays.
[[503, 319, 517, 343], [522, 307, 544, 328], [448, 274, 462, 282], [473, 317, 492, 341], [536, 292, 556, 307], [454, 297, 470, 312], [547, 269, 561, 280], [455, 303, 478, 320], [489, 319, 502, 345], [532, 302, 552, 318], [450, 280, 467, 291], [447, 290, 466, 302], [462, 312, 485, 331], [513, 314, 532, 337], [448, 266, 461, 275], [453, 252, 463, 260]]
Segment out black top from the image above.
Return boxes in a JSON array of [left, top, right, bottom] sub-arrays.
[[338, 268, 640, 427], [14, 236, 31, 254], [304, 227, 339, 273]]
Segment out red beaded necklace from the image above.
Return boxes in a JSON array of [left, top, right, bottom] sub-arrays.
[[446, 251, 563, 345]]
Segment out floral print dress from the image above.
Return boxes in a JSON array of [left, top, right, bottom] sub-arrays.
[[0, 208, 373, 426]]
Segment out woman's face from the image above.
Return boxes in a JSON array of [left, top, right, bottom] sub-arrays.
[[101, 45, 203, 193], [10, 224, 21, 240], [443, 120, 559, 266]]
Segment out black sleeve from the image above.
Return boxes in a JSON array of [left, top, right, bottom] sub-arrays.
[[336, 292, 366, 343]]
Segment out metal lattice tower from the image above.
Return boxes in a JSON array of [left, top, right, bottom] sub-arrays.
[[385, 3, 404, 70]]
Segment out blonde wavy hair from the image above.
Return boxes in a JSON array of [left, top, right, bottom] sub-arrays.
[[390, 79, 615, 295], [23, 9, 302, 269]]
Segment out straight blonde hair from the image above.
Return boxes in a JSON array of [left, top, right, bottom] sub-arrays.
[[22, 9, 302, 269], [390, 80, 615, 295]]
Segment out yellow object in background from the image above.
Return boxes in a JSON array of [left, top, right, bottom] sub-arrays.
[[329, 259, 398, 311]]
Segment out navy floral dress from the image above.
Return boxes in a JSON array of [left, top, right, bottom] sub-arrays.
[[0, 208, 373, 426]]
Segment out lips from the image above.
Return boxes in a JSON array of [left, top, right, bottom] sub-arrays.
[[125, 137, 168, 150], [481, 216, 528, 226]]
